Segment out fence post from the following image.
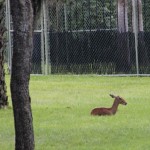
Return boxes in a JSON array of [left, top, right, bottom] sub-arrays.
[[41, 1, 45, 75], [6, 0, 12, 73], [132, 0, 139, 75], [64, 3, 68, 31], [43, 0, 50, 75]]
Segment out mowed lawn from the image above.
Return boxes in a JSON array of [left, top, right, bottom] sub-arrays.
[[1, 75, 150, 150]]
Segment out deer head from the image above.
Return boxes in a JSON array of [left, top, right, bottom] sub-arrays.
[[109, 94, 127, 105]]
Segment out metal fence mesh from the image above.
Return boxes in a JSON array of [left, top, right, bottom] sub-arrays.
[[46, 0, 150, 75], [5, 0, 43, 74], [5, 0, 150, 75]]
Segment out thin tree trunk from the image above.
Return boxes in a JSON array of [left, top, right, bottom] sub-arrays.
[[117, 0, 131, 72], [0, 26, 8, 108], [0, 0, 8, 108], [118, 0, 128, 33], [138, 0, 143, 31], [10, 0, 34, 149]]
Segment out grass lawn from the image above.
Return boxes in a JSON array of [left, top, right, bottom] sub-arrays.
[[0, 75, 150, 150]]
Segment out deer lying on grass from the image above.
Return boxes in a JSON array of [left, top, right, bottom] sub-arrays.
[[91, 94, 127, 116]]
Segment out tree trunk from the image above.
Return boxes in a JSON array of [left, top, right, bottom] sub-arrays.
[[0, 0, 8, 108], [117, 0, 131, 72], [10, 0, 34, 150], [118, 0, 128, 33], [137, 0, 143, 31]]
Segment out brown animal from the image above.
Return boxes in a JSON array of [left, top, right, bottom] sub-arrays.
[[91, 94, 127, 116]]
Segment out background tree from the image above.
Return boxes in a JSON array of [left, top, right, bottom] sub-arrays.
[[0, 0, 8, 108], [10, 0, 34, 149], [117, 0, 130, 72], [49, 0, 117, 31]]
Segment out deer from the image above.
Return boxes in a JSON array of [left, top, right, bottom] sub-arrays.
[[91, 94, 127, 116]]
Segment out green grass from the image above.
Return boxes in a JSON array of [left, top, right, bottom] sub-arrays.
[[1, 75, 150, 150]]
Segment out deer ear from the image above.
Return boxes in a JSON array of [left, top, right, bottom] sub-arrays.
[[109, 94, 116, 98]]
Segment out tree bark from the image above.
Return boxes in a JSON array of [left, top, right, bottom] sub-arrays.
[[118, 0, 128, 33], [117, 0, 131, 72], [0, 0, 8, 108], [0, 26, 8, 108], [10, 0, 34, 150], [137, 0, 143, 31]]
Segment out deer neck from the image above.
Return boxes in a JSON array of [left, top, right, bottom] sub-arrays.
[[111, 99, 119, 114]]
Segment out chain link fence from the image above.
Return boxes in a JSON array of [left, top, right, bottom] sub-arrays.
[[47, 0, 150, 75], [5, 0, 150, 75], [5, 0, 44, 74]]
